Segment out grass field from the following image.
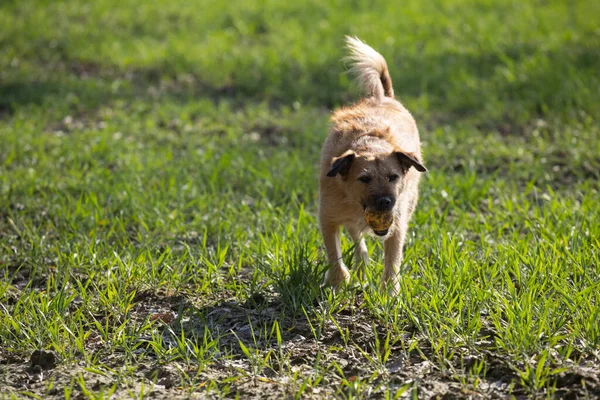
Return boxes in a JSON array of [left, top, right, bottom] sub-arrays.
[[1, 0, 599, 398]]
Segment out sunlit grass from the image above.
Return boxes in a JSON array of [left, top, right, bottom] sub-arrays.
[[1, 0, 599, 398]]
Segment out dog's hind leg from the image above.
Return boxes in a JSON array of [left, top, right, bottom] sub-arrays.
[[321, 221, 350, 287], [346, 225, 368, 280]]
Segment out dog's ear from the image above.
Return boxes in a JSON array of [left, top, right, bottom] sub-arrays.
[[327, 151, 356, 177], [395, 151, 427, 172]]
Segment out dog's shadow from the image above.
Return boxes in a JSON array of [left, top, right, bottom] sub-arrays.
[[161, 246, 377, 357], [169, 269, 325, 355], [175, 296, 297, 350]]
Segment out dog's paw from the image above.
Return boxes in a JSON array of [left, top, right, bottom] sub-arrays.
[[323, 264, 351, 287], [381, 275, 400, 296]]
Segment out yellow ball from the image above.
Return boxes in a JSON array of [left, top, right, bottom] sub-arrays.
[[365, 211, 394, 231]]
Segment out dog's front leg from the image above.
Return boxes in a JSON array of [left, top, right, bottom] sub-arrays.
[[321, 221, 350, 287], [382, 231, 405, 294], [347, 226, 368, 279]]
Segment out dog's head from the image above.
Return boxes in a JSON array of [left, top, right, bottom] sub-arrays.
[[327, 147, 427, 235]]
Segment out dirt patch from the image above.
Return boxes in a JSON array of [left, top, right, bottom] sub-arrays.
[[2, 289, 600, 399], [2, 261, 54, 293]]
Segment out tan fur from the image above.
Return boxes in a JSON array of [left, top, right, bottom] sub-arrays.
[[344, 36, 394, 99], [319, 37, 427, 293]]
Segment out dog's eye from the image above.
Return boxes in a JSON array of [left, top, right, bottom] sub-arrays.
[[388, 174, 400, 182], [358, 176, 372, 184]]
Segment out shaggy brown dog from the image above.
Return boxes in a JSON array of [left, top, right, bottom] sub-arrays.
[[319, 37, 427, 293]]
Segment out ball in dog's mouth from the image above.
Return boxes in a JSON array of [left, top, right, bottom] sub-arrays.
[[365, 211, 394, 237]]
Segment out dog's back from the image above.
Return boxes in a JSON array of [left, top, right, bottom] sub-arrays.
[[321, 37, 423, 177]]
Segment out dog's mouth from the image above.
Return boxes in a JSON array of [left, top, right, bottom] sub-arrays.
[[373, 229, 389, 236]]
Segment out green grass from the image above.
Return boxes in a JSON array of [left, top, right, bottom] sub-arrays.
[[1, 0, 599, 398]]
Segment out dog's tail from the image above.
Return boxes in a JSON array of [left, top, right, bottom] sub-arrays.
[[344, 36, 394, 100]]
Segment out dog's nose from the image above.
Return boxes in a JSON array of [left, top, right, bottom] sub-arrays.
[[375, 196, 395, 211]]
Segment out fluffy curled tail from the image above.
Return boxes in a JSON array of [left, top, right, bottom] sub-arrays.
[[344, 36, 394, 100]]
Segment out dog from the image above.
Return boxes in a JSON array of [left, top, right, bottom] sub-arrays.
[[319, 36, 427, 293]]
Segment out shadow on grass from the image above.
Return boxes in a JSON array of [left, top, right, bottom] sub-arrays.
[[1, 41, 598, 124], [171, 244, 327, 351]]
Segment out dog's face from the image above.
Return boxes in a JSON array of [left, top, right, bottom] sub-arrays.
[[327, 149, 426, 234]]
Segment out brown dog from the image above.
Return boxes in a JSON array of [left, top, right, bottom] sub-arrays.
[[319, 37, 427, 293]]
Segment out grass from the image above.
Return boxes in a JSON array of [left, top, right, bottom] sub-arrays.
[[1, 0, 599, 398]]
